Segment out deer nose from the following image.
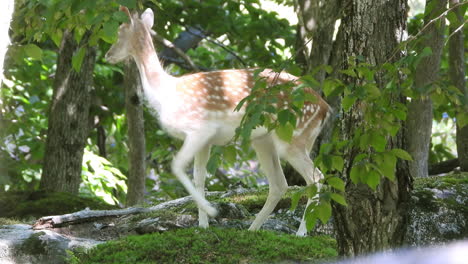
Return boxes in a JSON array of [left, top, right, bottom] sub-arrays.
[[104, 51, 115, 64]]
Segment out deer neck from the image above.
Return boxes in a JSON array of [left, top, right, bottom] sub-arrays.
[[131, 33, 173, 113]]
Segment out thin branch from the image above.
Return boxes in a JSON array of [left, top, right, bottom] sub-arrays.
[[152, 32, 200, 72], [445, 19, 467, 45], [385, 1, 467, 64], [186, 27, 248, 67]]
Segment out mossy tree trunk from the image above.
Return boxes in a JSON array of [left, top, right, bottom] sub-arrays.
[[406, 0, 447, 178], [124, 61, 146, 206], [331, 0, 412, 256], [40, 31, 96, 194], [448, 0, 468, 172]]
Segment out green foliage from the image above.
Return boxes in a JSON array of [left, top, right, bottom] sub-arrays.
[[81, 149, 127, 205], [1, 51, 56, 191], [70, 227, 337, 263]]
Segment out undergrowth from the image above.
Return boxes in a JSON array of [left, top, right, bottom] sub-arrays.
[[70, 227, 337, 264]]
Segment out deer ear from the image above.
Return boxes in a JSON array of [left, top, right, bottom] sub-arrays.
[[141, 8, 154, 28], [120, 6, 133, 23]]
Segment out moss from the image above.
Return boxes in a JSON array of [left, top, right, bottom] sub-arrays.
[[19, 231, 48, 255], [0, 191, 116, 219], [0, 217, 23, 225], [413, 172, 468, 190], [219, 187, 303, 213], [412, 172, 468, 214], [72, 227, 337, 264]]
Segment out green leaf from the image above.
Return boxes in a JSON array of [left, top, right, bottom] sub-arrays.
[[50, 30, 63, 47], [341, 68, 356, 77], [315, 201, 332, 224], [365, 170, 380, 190], [278, 109, 290, 125], [206, 151, 221, 175], [331, 156, 344, 172], [342, 95, 357, 111], [377, 153, 396, 181], [101, 21, 119, 43], [305, 209, 318, 231], [322, 79, 336, 97], [457, 112, 468, 128], [350, 164, 365, 184], [327, 177, 345, 192], [390, 148, 413, 161], [305, 184, 318, 198], [330, 193, 347, 206], [290, 188, 305, 211], [275, 123, 294, 142], [420, 46, 433, 58], [24, 44, 43, 61], [223, 145, 237, 164], [370, 133, 387, 152], [364, 83, 381, 98], [393, 109, 407, 121], [72, 47, 86, 72]]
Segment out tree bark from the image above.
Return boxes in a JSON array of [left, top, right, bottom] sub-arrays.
[[406, 0, 448, 178], [332, 0, 412, 256], [448, 0, 468, 172], [296, 0, 341, 80], [40, 31, 96, 194], [289, 0, 342, 185], [0, 0, 14, 86], [124, 61, 146, 206]]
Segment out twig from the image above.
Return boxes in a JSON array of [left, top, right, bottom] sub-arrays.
[[152, 33, 200, 71], [186, 27, 248, 67], [445, 19, 467, 45], [385, 1, 467, 64]]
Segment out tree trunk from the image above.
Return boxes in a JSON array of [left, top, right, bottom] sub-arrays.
[[406, 0, 447, 178], [40, 31, 96, 194], [296, 0, 341, 80], [448, 0, 468, 172], [124, 61, 146, 206], [332, 0, 412, 256], [289, 0, 341, 185], [0, 0, 14, 86]]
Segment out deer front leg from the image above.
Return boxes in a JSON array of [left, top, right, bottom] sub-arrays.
[[249, 135, 288, 231], [194, 145, 211, 228], [171, 131, 218, 217]]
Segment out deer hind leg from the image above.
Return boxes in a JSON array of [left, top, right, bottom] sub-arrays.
[[286, 150, 324, 236], [194, 145, 211, 228], [171, 131, 217, 217], [248, 135, 288, 231]]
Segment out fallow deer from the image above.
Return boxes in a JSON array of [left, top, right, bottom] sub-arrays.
[[105, 7, 331, 236]]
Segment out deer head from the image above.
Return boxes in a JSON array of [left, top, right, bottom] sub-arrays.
[[105, 6, 155, 64]]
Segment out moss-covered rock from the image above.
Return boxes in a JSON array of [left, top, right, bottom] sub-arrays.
[[0, 191, 116, 219], [70, 227, 337, 264], [406, 172, 468, 245]]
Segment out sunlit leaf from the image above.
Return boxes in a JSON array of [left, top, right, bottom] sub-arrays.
[[275, 123, 294, 142], [72, 47, 86, 72], [223, 145, 237, 164], [390, 148, 413, 161], [365, 170, 380, 190], [315, 201, 332, 224], [330, 193, 347, 206], [23, 44, 43, 61], [327, 177, 345, 192], [290, 188, 305, 212]]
